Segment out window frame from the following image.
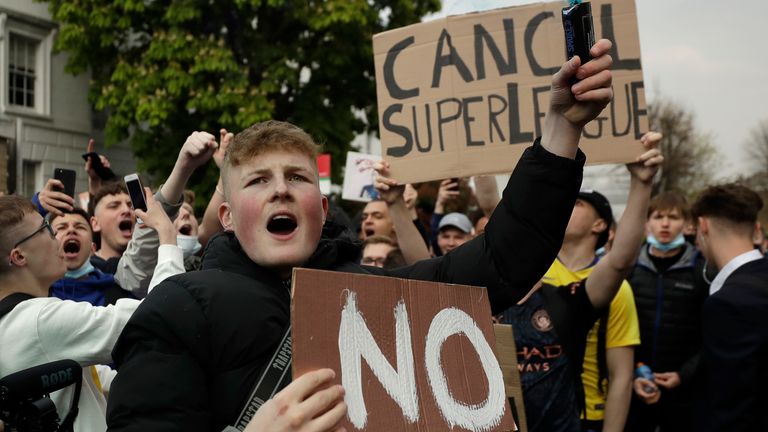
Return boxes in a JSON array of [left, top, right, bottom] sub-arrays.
[[0, 13, 53, 118]]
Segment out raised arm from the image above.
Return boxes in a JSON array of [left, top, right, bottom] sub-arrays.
[[586, 132, 663, 309], [198, 128, 233, 248], [373, 161, 431, 264]]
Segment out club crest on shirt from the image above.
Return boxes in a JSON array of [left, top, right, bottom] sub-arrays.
[[531, 309, 553, 332]]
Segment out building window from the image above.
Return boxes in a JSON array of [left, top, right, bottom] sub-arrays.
[[8, 33, 37, 109], [22, 160, 41, 198]]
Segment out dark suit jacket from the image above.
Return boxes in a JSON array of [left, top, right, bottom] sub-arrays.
[[699, 257, 768, 432]]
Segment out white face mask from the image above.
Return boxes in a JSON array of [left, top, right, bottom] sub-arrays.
[[176, 234, 201, 258]]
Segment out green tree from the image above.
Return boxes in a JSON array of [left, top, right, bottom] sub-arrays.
[[648, 98, 717, 196], [45, 0, 440, 203]]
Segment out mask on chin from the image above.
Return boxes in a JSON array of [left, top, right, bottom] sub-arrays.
[[647, 233, 685, 252], [65, 260, 95, 279], [177, 234, 202, 258]]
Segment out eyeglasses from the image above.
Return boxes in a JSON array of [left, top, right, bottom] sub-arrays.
[[12, 219, 56, 250]]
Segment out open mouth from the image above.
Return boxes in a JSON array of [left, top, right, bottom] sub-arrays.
[[179, 224, 192, 236], [267, 214, 298, 236], [63, 239, 81, 258], [364, 229, 375, 237], [119, 220, 134, 237]]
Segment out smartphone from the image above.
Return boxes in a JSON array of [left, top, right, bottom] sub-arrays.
[[449, 178, 460, 191], [124, 174, 147, 224], [82, 152, 117, 181], [562, 1, 595, 82], [53, 168, 77, 199]]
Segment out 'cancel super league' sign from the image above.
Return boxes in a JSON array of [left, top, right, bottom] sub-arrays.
[[291, 269, 517, 431], [373, 0, 647, 184]]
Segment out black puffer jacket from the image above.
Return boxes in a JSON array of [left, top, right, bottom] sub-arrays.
[[106, 141, 585, 431], [629, 243, 710, 388]]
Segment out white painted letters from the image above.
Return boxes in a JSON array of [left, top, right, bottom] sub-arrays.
[[338, 292, 420, 429], [425, 308, 506, 431]]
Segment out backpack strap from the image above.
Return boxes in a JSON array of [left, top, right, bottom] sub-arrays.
[[0, 293, 34, 321]]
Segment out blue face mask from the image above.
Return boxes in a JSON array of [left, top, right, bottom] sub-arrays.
[[647, 233, 685, 252], [65, 260, 95, 279]]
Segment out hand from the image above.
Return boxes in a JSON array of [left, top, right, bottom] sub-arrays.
[[175, 131, 218, 173], [549, 39, 614, 128], [626, 132, 663, 184], [133, 187, 175, 243], [435, 179, 459, 214], [633, 377, 661, 404], [244, 369, 347, 432], [654, 371, 681, 390], [214, 128, 234, 169], [373, 161, 405, 205], [84, 139, 111, 181], [39, 178, 74, 216]]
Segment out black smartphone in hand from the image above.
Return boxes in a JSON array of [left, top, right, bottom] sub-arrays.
[[53, 168, 77, 199], [82, 152, 117, 181], [562, 1, 595, 82]]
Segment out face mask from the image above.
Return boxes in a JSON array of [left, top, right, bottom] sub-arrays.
[[647, 233, 685, 252], [177, 234, 201, 258], [65, 260, 95, 279], [595, 246, 607, 257]]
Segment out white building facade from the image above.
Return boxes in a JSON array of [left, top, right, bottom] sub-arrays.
[[0, 0, 135, 197]]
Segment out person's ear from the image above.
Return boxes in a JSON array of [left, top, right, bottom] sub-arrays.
[[90, 216, 101, 233], [218, 202, 234, 232], [321, 195, 329, 225], [698, 217, 709, 235], [90, 242, 98, 255], [592, 218, 608, 236], [8, 248, 26, 268]]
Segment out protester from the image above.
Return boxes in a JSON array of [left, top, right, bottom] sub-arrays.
[[50, 207, 135, 305], [105, 38, 616, 432], [692, 183, 768, 432], [360, 235, 397, 267], [542, 171, 652, 432], [88, 182, 136, 274], [626, 191, 710, 432], [436, 212, 474, 255], [499, 133, 661, 432], [0, 196, 139, 431]]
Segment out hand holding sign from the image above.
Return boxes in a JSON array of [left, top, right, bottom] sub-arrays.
[[373, 160, 405, 205], [244, 369, 348, 432]]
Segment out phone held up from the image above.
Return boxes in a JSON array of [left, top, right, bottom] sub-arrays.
[[53, 168, 77, 199], [124, 173, 147, 224], [81, 152, 117, 181], [562, 0, 595, 83]]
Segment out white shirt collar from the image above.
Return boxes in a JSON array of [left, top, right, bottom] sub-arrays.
[[709, 249, 764, 295]]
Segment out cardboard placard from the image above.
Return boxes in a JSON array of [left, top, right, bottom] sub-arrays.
[[292, 268, 517, 431], [493, 324, 527, 432], [373, 0, 647, 184], [341, 151, 382, 202]]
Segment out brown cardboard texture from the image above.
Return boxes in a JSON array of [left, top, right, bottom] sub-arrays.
[[373, 0, 647, 184], [493, 324, 528, 432], [291, 268, 517, 431]]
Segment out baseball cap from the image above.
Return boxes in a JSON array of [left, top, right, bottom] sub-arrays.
[[438, 213, 473, 234], [578, 189, 614, 249]]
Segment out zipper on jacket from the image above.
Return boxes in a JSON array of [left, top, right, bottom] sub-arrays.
[[651, 274, 663, 367]]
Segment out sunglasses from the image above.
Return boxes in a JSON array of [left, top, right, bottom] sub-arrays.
[[12, 219, 56, 250]]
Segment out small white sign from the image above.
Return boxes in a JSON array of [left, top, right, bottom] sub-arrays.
[[342, 151, 382, 202]]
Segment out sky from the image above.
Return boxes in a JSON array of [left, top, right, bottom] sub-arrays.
[[427, 0, 768, 179]]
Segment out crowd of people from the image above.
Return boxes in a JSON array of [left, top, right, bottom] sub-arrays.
[[0, 38, 766, 432]]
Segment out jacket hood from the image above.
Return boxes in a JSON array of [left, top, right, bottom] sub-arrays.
[[50, 269, 117, 304], [637, 241, 700, 273], [201, 221, 362, 281]]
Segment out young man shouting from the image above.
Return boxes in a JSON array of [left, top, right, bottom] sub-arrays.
[[107, 40, 616, 432]]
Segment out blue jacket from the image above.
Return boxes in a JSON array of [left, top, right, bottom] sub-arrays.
[[51, 269, 135, 306]]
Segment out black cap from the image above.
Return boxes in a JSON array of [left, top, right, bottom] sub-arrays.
[[578, 189, 614, 249]]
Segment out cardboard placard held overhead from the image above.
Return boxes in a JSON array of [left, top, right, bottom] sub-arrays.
[[292, 268, 517, 431], [373, 0, 647, 184]]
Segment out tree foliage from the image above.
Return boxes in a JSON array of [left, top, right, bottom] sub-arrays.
[[44, 0, 440, 202], [648, 98, 717, 196]]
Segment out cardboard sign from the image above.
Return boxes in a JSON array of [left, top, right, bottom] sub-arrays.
[[373, 0, 647, 184], [341, 151, 382, 202], [292, 268, 517, 431], [493, 324, 527, 432]]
